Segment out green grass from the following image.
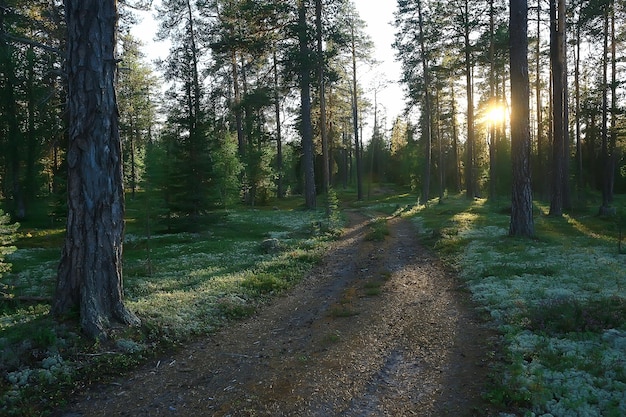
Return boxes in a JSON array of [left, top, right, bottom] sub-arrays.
[[0, 195, 338, 416], [321, 331, 342, 345], [327, 305, 359, 317], [363, 280, 383, 296], [525, 296, 626, 335], [365, 217, 390, 241], [4, 188, 626, 417], [407, 192, 626, 416]]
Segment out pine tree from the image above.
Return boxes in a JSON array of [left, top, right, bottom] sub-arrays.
[[0, 1, 64, 220], [155, 0, 216, 222], [509, 0, 534, 237], [0, 210, 18, 281], [54, 0, 140, 338], [117, 34, 158, 199]]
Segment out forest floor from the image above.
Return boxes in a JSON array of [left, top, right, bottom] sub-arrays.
[[55, 211, 498, 417]]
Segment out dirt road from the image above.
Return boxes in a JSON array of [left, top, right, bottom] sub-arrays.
[[58, 212, 495, 416]]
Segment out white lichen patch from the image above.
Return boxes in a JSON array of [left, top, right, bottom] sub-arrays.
[[452, 222, 626, 417]]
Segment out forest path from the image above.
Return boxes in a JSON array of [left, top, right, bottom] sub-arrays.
[[59, 211, 495, 417]]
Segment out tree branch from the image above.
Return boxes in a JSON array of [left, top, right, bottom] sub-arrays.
[[0, 33, 60, 54]]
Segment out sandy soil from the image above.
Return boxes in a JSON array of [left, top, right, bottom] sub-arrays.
[[56, 211, 497, 417]]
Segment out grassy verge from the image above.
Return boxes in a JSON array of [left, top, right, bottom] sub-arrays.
[[405, 194, 626, 417], [1, 196, 337, 416], [4, 187, 625, 417]]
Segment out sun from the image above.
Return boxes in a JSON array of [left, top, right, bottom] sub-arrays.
[[485, 104, 506, 126]]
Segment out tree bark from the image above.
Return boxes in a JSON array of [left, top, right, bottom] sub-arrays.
[[417, 0, 432, 204], [315, 0, 330, 195], [451, 81, 461, 193], [463, 0, 476, 199], [536, 0, 545, 198], [488, 0, 496, 200], [273, 49, 284, 199], [574, 11, 582, 192], [548, 0, 567, 216], [609, 4, 617, 204], [350, 22, 363, 201], [509, 0, 534, 237], [54, 0, 139, 339], [435, 90, 444, 203], [298, 0, 317, 209], [600, 4, 610, 212]]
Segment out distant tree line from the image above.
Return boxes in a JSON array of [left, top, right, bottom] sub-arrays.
[[0, 0, 379, 229], [393, 0, 626, 217], [1, 0, 625, 229]]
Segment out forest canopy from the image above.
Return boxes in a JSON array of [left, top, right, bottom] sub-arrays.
[[0, 0, 624, 224]]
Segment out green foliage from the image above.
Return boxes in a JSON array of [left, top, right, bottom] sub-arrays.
[[241, 272, 289, 295], [143, 120, 244, 232], [409, 193, 626, 416], [525, 296, 626, 335], [216, 295, 256, 320], [387, 120, 420, 188], [363, 280, 383, 296], [365, 217, 390, 241], [141, 139, 173, 230], [0, 2, 65, 221], [212, 132, 243, 208], [0, 210, 18, 280], [117, 33, 158, 196], [1, 199, 333, 416], [322, 187, 343, 233]]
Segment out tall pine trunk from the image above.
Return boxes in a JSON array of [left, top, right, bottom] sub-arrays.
[[488, 0, 496, 200], [315, 0, 330, 194], [535, 0, 546, 198], [463, 0, 476, 198], [54, 0, 139, 339], [600, 4, 611, 212], [417, 0, 432, 204], [451, 81, 461, 193], [350, 23, 363, 201], [298, 0, 317, 209], [574, 12, 583, 192], [548, 0, 567, 216], [609, 5, 617, 204], [273, 49, 284, 199], [509, 0, 534, 237]]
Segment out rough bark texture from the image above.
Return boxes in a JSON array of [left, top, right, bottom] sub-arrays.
[[509, 0, 535, 238], [53, 0, 139, 339]]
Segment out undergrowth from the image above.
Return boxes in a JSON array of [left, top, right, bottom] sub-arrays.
[[0, 195, 338, 416], [5, 188, 625, 417], [406, 193, 626, 417]]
